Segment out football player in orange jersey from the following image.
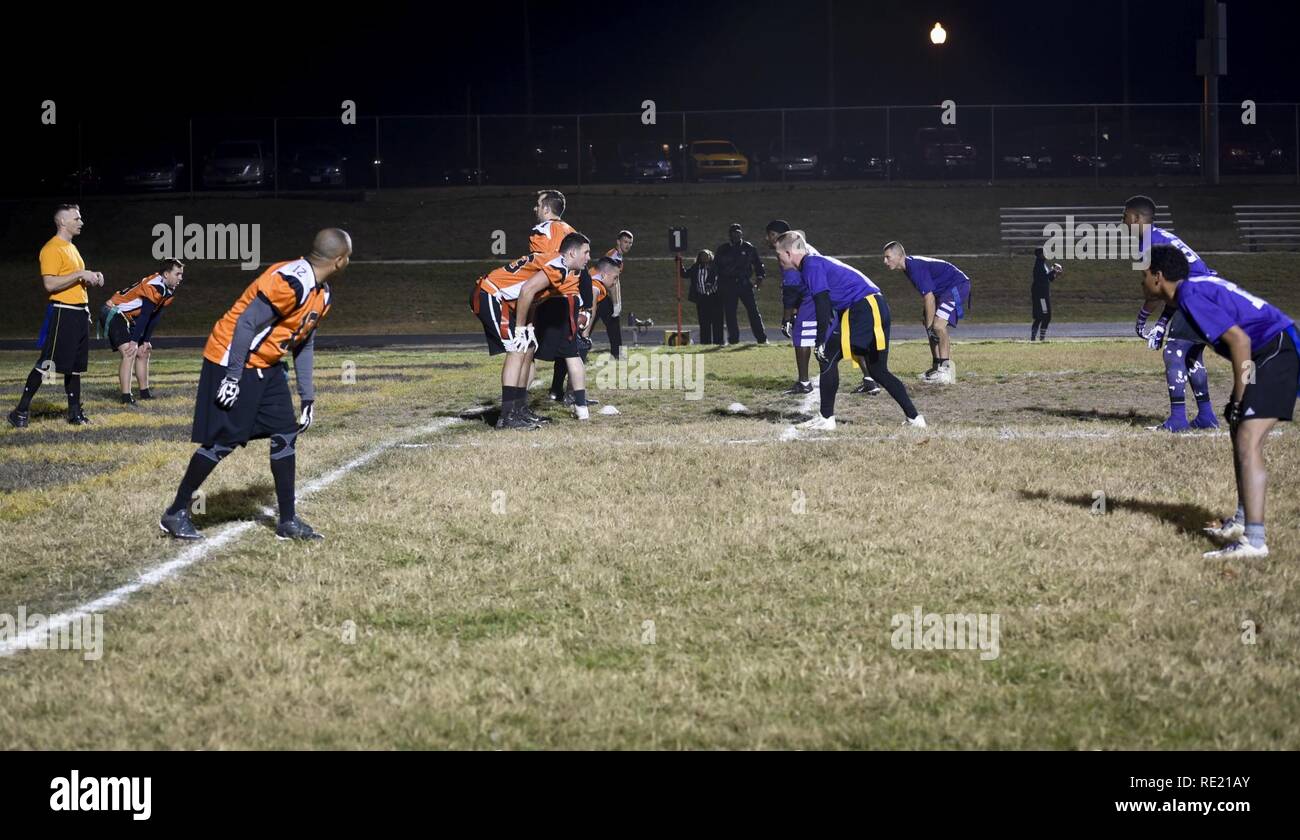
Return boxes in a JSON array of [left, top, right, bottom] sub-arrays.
[[100, 259, 184, 404], [549, 255, 620, 405], [472, 232, 592, 428], [513, 233, 593, 423], [529, 189, 574, 253], [159, 229, 352, 542]]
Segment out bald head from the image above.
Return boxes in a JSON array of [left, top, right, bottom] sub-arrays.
[[310, 228, 352, 261]]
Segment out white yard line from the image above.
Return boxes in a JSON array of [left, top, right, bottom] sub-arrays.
[[0, 417, 460, 659]]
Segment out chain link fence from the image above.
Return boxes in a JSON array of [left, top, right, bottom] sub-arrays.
[[12, 102, 1298, 197]]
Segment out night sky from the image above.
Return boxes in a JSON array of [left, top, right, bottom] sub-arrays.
[[4, 0, 1296, 120]]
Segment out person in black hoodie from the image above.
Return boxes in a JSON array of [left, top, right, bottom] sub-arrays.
[[683, 249, 723, 345], [1030, 247, 1063, 341]]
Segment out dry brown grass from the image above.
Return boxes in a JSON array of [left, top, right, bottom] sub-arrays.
[[0, 340, 1296, 748]]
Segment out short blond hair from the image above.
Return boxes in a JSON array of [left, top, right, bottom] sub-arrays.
[[774, 230, 808, 251]]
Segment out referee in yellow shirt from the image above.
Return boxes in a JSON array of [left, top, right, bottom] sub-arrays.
[[8, 204, 104, 428]]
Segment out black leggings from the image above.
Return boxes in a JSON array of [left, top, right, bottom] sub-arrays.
[[819, 344, 917, 420], [1031, 314, 1051, 340]]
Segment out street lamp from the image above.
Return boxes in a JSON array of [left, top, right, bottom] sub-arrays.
[[930, 22, 947, 45]]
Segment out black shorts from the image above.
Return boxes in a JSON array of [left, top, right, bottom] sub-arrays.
[[102, 307, 134, 351], [1240, 330, 1299, 422], [1166, 309, 1202, 343], [823, 294, 892, 365], [534, 296, 581, 361], [475, 289, 512, 356], [36, 304, 90, 374], [191, 359, 297, 447]]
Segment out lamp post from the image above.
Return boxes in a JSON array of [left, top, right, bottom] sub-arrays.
[[930, 22, 947, 103]]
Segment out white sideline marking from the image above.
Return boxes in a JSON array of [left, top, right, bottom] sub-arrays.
[[0, 417, 460, 659]]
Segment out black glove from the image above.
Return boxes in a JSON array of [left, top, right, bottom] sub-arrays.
[[577, 335, 593, 353], [1224, 399, 1242, 427], [814, 343, 828, 364], [781, 319, 794, 339]]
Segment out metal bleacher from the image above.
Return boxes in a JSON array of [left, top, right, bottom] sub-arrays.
[[1234, 205, 1300, 251], [999, 205, 1175, 253]]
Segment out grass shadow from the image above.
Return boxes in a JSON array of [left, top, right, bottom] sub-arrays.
[[1018, 488, 1219, 538], [1021, 406, 1164, 426]]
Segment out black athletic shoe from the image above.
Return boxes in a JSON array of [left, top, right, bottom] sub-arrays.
[[159, 508, 204, 540], [495, 409, 540, 430], [139, 389, 154, 400], [782, 381, 814, 395], [7, 409, 29, 429], [275, 516, 324, 541], [120, 393, 137, 405], [852, 378, 882, 395], [548, 391, 564, 402], [521, 406, 551, 425], [67, 408, 92, 425]]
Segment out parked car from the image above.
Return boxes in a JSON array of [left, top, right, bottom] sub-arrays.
[[120, 152, 185, 191], [1129, 133, 1201, 176], [761, 140, 820, 177], [527, 124, 595, 182], [996, 129, 1056, 177], [902, 127, 978, 177], [286, 146, 347, 188], [688, 139, 749, 180], [615, 141, 675, 182], [1221, 127, 1288, 173], [820, 140, 892, 178], [202, 140, 271, 189]]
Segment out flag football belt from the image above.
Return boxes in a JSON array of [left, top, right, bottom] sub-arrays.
[[97, 304, 124, 339], [839, 294, 887, 371]]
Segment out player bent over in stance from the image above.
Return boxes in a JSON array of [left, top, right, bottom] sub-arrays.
[[765, 220, 880, 397], [882, 241, 971, 384], [550, 256, 620, 406], [1143, 245, 1298, 559], [159, 229, 352, 541], [1125, 195, 1219, 432], [100, 259, 183, 404], [774, 231, 924, 431], [472, 233, 592, 429]]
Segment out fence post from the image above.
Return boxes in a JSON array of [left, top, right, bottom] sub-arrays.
[[780, 108, 786, 183], [476, 114, 483, 187], [576, 114, 582, 187], [77, 120, 83, 202], [1093, 105, 1100, 187], [375, 116, 381, 192], [273, 117, 279, 197], [885, 106, 891, 181], [990, 106, 996, 182], [681, 111, 687, 183], [188, 119, 194, 198]]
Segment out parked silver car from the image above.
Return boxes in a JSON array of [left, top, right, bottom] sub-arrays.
[[202, 141, 270, 188]]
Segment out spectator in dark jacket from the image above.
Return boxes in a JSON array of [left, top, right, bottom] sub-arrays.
[[683, 249, 723, 345], [714, 223, 768, 344]]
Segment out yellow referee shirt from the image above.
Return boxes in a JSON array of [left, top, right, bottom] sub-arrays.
[[40, 236, 87, 305]]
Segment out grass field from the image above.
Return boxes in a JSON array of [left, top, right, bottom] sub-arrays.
[[3, 181, 1300, 337], [1, 339, 1297, 748]]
